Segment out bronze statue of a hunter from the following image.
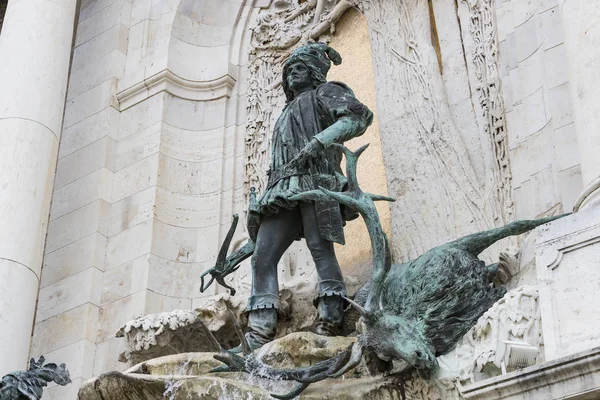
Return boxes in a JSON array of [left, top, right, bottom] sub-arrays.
[[201, 42, 373, 350]]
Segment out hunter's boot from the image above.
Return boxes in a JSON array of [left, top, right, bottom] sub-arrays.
[[314, 295, 345, 336], [232, 308, 277, 353]]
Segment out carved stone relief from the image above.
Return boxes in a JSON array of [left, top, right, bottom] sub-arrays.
[[438, 285, 543, 385], [459, 0, 514, 224], [351, 0, 511, 262]]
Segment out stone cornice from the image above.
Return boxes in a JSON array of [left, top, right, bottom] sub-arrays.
[[116, 70, 236, 111], [458, 346, 600, 399]]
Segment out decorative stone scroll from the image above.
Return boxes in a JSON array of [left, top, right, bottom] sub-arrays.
[[115, 286, 316, 364], [116, 295, 247, 365]]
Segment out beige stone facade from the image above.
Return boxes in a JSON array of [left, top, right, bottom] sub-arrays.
[[326, 8, 391, 278], [1, 0, 600, 398]]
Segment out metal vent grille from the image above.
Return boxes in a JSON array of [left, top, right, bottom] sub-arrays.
[[502, 340, 539, 373]]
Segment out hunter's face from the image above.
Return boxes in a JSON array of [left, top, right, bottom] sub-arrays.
[[287, 62, 313, 95]]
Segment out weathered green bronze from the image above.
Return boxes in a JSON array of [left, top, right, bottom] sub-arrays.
[[200, 214, 255, 296], [0, 357, 71, 400], [207, 144, 568, 399], [199, 188, 261, 295], [202, 42, 375, 347]]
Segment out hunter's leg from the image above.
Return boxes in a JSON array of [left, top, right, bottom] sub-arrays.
[[299, 202, 346, 336], [243, 207, 302, 350]]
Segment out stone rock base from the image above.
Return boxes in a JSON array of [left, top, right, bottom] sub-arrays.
[[78, 332, 406, 400], [78, 371, 405, 400], [79, 332, 461, 400]]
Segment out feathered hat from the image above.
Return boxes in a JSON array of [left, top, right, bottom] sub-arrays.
[[282, 42, 342, 102]]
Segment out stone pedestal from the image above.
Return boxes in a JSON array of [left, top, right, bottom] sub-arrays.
[[561, 0, 600, 211], [0, 0, 78, 375]]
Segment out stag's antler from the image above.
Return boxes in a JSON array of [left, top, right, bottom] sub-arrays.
[[290, 144, 395, 314], [205, 312, 363, 399]]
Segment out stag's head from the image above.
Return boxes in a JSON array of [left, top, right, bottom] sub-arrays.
[[345, 297, 437, 373], [360, 312, 437, 372]]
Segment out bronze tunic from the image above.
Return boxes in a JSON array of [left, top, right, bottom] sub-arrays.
[[257, 81, 373, 244]]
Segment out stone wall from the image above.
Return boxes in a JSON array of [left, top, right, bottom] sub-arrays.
[[535, 207, 600, 361], [30, 1, 132, 397], [31, 0, 255, 398], [495, 0, 582, 218]]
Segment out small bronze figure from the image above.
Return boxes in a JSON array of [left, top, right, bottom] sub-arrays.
[[202, 42, 373, 350], [0, 357, 71, 400]]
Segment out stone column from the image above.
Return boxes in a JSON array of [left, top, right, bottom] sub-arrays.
[[0, 0, 78, 375], [561, 0, 600, 211]]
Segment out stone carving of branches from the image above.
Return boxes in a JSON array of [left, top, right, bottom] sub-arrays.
[[353, 0, 502, 260], [461, 0, 514, 224]]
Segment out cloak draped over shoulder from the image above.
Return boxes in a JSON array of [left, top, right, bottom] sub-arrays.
[[257, 81, 373, 244]]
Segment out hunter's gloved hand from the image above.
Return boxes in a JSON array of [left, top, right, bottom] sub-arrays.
[[290, 138, 324, 168]]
